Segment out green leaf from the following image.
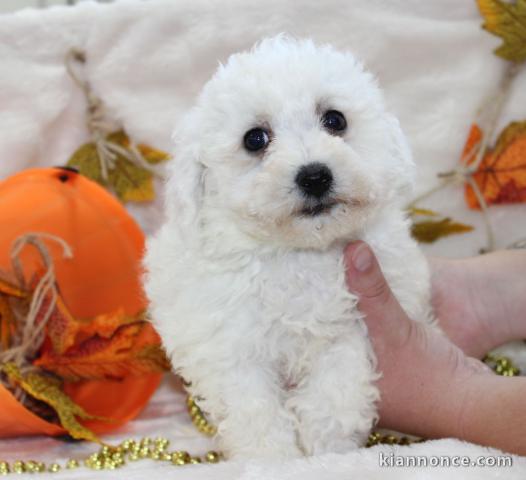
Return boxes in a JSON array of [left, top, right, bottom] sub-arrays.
[[67, 143, 104, 186], [411, 218, 474, 243], [66, 130, 170, 203], [477, 0, 526, 63]]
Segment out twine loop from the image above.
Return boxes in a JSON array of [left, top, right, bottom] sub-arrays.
[[0, 233, 72, 403], [65, 48, 159, 182]]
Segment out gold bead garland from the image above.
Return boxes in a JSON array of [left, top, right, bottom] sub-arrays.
[[0, 354, 519, 474], [483, 353, 521, 376], [0, 437, 221, 474], [187, 395, 217, 436]]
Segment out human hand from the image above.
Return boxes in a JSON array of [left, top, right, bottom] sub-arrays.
[[430, 251, 526, 358], [344, 242, 490, 437]]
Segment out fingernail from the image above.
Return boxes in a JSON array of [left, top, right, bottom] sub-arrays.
[[352, 243, 373, 272]]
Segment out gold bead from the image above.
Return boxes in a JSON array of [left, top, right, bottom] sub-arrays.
[[141, 437, 152, 447], [66, 459, 79, 469], [154, 440, 169, 452], [161, 453, 172, 461], [49, 463, 61, 473], [139, 447, 150, 458], [205, 451, 220, 463], [172, 458, 187, 466], [12, 460, 25, 473], [204, 426, 217, 435], [129, 454, 139, 462], [190, 458, 202, 464], [174, 451, 191, 462], [113, 446, 124, 456], [0, 462, 9, 475]]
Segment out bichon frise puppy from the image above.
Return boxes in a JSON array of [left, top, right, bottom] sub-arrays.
[[144, 36, 433, 460]]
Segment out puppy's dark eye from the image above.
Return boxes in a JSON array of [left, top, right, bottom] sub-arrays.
[[243, 128, 270, 152], [322, 110, 347, 133]]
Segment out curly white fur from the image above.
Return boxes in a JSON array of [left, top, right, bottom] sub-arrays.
[[144, 36, 433, 460]]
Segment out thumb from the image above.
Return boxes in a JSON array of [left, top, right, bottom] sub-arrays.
[[344, 242, 410, 333]]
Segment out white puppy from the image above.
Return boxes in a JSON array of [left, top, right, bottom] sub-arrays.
[[144, 36, 433, 460]]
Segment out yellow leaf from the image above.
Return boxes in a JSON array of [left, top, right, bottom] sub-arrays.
[[407, 207, 439, 217], [411, 218, 474, 243], [1, 363, 108, 443], [67, 142, 104, 184], [137, 144, 171, 164], [66, 130, 170, 203], [477, 0, 526, 62], [108, 156, 155, 202]]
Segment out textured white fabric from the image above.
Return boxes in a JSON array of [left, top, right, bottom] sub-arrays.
[[0, 0, 525, 477]]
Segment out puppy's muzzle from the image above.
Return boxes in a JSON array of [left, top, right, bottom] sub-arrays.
[[295, 162, 333, 199]]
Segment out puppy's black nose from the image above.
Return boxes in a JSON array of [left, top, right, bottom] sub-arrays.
[[295, 162, 333, 199]]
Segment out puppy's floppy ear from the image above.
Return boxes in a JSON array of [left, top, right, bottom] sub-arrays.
[[384, 113, 416, 199], [164, 129, 205, 231]]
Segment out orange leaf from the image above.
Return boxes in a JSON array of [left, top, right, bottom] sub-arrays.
[[0, 275, 27, 349], [29, 281, 169, 382], [462, 121, 526, 209], [0, 296, 13, 350], [44, 299, 139, 355], [35, 320, 169, 382], [0, 275, 27, 298], [39, 292, 80, 355]]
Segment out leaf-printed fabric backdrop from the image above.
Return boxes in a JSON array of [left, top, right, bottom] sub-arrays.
[[0, 1, 525, 477]]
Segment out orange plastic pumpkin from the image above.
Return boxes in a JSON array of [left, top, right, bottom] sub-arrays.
[[0, 167, 162, 438]]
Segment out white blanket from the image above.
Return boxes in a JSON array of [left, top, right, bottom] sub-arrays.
[[0, 0, 525, 477]]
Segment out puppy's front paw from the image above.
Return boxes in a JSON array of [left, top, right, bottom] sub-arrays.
[[218, 418, 303, 460]]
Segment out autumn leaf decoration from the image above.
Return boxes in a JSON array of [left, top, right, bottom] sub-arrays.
[[68, 130, 170, 203], [1, 363, 107, 443], [0, 275, 26, 350], [408, 0, 526, 250], [465, 0, 526, 210], [0, 234, 169, 443], [34, 308, 170, 382], [463, 121, 526, 208], [477, 0, 526, 63], [64, 49, 170, 202], [409, 208, 474, 244]]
